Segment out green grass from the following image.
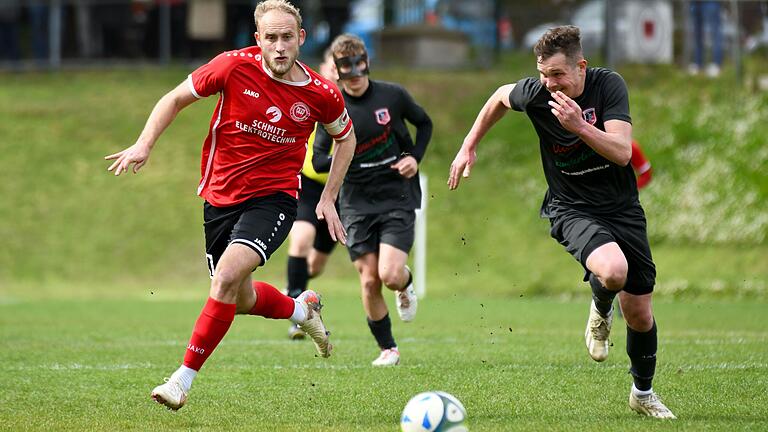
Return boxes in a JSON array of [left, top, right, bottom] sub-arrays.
[[1, 288, 766, 431], [0, 54, 767, 430], [0, 56, 766, 297]]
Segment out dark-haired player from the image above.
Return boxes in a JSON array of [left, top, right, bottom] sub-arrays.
[[448, 25, 675, 419], [314, 34, 432, 366]]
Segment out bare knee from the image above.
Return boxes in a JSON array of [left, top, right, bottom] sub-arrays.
[[624, 308, 654, 331], [620, 294, 654, 331], [379, 266, 403, 289], [596, 258, 628, 290], [211, 267, 243, 298], [587, 243, 628, 290], [307, 254, 327, 277], [308, 261, 323, 277], [360, 275, 382, 298]]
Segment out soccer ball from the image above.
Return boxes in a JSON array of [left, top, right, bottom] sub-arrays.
[[400, 391, 468, 432]]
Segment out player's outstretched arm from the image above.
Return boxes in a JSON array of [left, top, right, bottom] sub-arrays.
[[105, 81, 198, 176], [448, 83, 515, 190], [316, 125, 357, 245]]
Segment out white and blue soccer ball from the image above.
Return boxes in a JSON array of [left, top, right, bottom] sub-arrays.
[[400, 391, 468, 432]]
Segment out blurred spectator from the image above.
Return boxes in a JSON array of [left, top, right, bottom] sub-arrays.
[[0, 1, 22, 61], [28, 0, 49, 62], [689, 0, 723, 77]]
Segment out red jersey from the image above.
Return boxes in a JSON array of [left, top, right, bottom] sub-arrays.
[[187, 46, 352, 207]]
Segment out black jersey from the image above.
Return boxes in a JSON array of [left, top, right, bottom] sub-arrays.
[[510, 68, 638, 215], [313, 80, 432, 215]]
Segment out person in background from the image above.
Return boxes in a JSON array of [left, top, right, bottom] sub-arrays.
[[313, 34, 432, 367], [28, 0, 49, 63], [0, 1, 22, 62], [284, 47, 340, 340], [689, 0, 724, 77]]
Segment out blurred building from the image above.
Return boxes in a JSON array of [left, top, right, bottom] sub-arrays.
[[0, 0, 766, 74]]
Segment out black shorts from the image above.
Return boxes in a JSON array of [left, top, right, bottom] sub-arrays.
[[203, 192, 297, 277], [341, 209, 415, 261], [297, 175, 337, 254], [548, 204, 656, 295]]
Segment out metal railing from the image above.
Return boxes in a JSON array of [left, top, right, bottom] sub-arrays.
[[1, 0, 766, 73]]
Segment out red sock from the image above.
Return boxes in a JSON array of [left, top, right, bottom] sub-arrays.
[[249, 281, 295, 319], [183, 297, 236, 371]]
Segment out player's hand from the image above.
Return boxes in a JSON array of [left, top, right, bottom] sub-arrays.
[[548, 91, 586, 134], [391, 155, 418, 178], [105, 143, 151, 176], [316, 196, 346, 245], [447, 147, 476, 190]]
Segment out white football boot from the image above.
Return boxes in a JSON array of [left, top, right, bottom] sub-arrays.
[[629, 390, 677, 419], [372, 347, 400, 366], [151, 376, 188, 411], [395, 267, 417, 322], [296, 290, 332, 358], [585, 300, 613, 362]]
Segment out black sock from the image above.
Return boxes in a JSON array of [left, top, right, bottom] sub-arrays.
[[367, 314, 396, 350], [403, 267, 413, 290], [627, 321, 657, 392], [590, 273, 617, 316], [286, 256, 309, 299]]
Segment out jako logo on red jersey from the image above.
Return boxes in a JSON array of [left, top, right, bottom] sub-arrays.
[[267, 106, 282, 123], [290, 102, 311, 122], [242, 88, 260, 99]]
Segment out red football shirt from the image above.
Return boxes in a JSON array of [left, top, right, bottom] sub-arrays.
[[187, 46, 352, 207]]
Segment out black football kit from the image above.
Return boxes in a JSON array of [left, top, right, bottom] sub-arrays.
[[510, 68, 655, 294], [313, 80, 432, 216]]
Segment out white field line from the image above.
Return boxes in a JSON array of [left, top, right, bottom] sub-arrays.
[[12, 333, 763, 352], [2, 361, 767, 373], [4, 332, 765, 352]]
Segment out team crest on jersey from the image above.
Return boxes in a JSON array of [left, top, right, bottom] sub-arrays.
[[375, 108, 390, 125], [267, 106, 282, 123], [582, 107, 597, 125], [290, 102, 311, 122]]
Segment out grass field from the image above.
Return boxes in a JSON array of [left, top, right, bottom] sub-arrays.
[[0, 59, 765, 297], [1, 286, 766, 431], [1, 54, 767, 430]]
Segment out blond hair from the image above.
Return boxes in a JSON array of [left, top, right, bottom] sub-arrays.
[[254, 0, 302, 31], [329, 33, 367, 58]]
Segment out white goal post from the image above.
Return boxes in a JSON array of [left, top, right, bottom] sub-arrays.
[[414, 175, 428, 299]]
